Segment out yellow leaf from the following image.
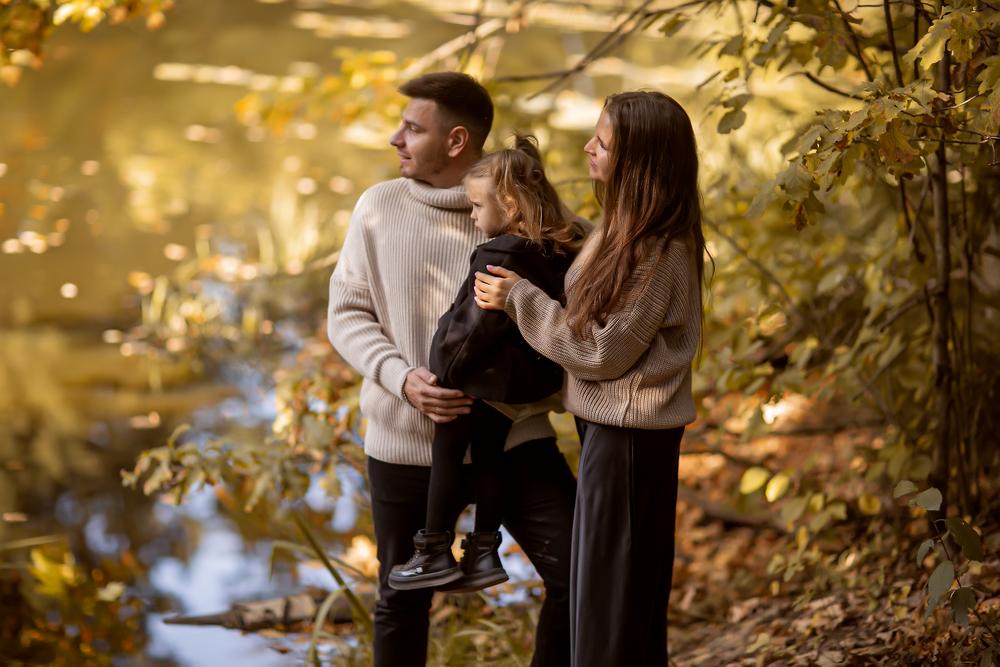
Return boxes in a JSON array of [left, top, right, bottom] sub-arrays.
[[858, 494, 882, 515], [53, 3, 79, 26], [97, 581, 125, 602], [765, 473, 790, 502], [739, 467, 770, 494]]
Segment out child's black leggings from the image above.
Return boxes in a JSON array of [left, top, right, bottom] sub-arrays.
[[425, 400, 512, 534]]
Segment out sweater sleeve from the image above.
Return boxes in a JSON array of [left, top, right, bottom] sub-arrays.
[[327, 194, 415, 399], [504, 240, 692, 382]]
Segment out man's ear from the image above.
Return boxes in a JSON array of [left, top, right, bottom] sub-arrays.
[[446, 126, 471, 158]]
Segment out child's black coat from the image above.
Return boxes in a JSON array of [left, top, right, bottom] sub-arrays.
[[429, 233, 577, 403]]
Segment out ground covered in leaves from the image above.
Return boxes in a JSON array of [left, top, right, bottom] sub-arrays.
[[242, 398, 998, 666], [665, 399, 999, 666]]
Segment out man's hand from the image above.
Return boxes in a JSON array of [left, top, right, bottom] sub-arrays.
[[403, 368, 473, 424]]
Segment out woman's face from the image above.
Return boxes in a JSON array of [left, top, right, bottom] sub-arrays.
[[584, 110, 613, 183]]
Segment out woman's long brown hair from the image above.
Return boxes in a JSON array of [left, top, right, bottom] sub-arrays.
[[565, 91, 706, 336], [465, 134, 586, 255]]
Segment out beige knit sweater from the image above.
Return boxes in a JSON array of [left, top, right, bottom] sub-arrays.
[[327, 178, 554, 466], [504, 233, 700, 429]]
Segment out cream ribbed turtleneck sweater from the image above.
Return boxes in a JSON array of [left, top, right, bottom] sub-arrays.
[[327, 178, 555, 466]]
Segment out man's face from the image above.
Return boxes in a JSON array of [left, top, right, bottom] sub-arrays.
[[389, 98, 451, 183]]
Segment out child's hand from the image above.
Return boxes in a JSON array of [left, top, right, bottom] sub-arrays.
[[474, 265, 522, 310]]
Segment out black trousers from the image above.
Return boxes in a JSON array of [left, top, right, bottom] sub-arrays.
[[570, 419, 683, 667], [426, 400, 512, 533], [368, 437, 576, 667]]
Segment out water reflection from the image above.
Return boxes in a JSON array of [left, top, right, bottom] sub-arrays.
[[146, 488, 291, 667]]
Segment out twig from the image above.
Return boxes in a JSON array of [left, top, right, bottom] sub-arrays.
[[883, 0, 906, 86], [677, 484, 788, 533], [832, 0, 875, 81], [493, 0, 710, 91], [523, 0, 658, 100], [681, 447, 761, 468], [797, 71, 863, 100], [703, 218, 817, 332]]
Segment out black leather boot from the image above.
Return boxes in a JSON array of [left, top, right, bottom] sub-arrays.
[[438, 530, 508, 593], [387, 529, 462, 590]]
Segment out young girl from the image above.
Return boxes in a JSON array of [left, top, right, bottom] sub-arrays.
[[475, 92, 706, 665], [388, 135, 586, 592]]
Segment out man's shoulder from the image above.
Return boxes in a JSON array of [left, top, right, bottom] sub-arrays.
[[359, 178, 409, 202], [350, 179, 410, 229]]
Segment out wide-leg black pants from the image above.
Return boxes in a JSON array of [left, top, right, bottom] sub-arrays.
[[570, 419, 683, 667], [368, 437, 576, 667]]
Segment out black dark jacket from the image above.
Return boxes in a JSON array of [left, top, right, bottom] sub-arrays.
[[429, 233, 578, 403]]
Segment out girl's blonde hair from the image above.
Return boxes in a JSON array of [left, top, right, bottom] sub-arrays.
[[465, 134, 585, 254]]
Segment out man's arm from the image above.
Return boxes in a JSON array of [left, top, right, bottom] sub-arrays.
[[326, 194, 415, 399], [326, 192, 472, 422]]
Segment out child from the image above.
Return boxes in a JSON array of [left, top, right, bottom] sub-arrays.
[[388, 135, 586, 592]]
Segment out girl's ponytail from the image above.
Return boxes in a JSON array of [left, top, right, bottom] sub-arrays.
[[466, 134, 586, 255]]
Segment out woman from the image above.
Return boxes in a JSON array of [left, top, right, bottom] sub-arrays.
[[474, 91, 705, 666]]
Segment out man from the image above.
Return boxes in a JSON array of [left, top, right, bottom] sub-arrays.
[[327, 72, 575, 667]]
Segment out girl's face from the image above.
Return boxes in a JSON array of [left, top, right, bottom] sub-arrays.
[[465, 176, 510, 238], [584, 110, 613, 183]]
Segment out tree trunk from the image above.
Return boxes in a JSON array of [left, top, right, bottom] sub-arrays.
[[929, 45, 953, 511]]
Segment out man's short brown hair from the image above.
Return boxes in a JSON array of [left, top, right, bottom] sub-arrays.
[[398, 72, 494, 152]]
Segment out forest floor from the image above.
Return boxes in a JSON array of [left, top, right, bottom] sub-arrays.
[[227, 398, 999, 665], [664, 399, 1000, 666]]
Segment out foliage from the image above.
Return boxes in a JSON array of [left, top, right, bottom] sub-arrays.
[[0, 0, 173, 85], [0, 540, 146, 665]]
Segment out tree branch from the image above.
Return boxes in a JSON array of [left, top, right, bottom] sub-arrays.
[[798, 71, 864, 99], [832, 0, 876, 81], [883, 0, 906, 86], [703, 217, 819, 332]]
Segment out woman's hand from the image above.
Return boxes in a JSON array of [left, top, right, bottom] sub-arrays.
[[474, 265, 522, 310]]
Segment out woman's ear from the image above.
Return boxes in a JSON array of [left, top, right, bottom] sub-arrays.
[[446, 126, 471, 158]]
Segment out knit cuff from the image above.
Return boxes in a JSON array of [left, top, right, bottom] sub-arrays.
[[378, 357, 417, 401], [503, 278, 531, 322]]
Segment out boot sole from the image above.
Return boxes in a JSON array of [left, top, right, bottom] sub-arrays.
[[388, 566, 463, 591], [438, 569, 509, 593]]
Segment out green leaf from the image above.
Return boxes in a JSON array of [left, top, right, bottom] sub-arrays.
[[944, 518, 984, 561], [925, 559, 954, 617], [817, 266, 848, 294], [910, 487, 942, 511], [718, 108, 746, 134], [740, 467, 770, 494], [950, 587, 975, 628], [781, 495, 809, 525], [745, 179, 778, 219], [916, 538, 935, 564]]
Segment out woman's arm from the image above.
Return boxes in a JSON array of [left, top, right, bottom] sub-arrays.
[[475, 243, 691, 381]]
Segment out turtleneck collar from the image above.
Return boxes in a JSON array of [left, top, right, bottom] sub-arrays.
[[406, 178, 470, 211]]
